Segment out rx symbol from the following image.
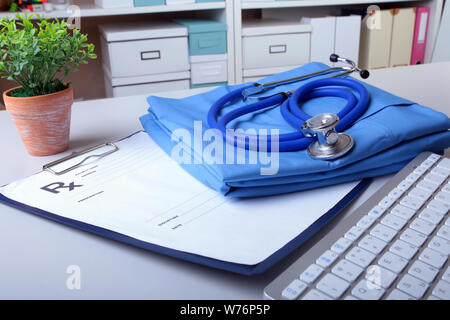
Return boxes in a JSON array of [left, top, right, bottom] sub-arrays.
[[41, 182, 83, 194]]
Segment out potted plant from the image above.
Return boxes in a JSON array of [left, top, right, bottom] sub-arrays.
[[0, 14, 96, 156]]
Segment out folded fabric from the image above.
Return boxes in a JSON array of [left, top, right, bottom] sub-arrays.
[[140, 62, 450, 197]]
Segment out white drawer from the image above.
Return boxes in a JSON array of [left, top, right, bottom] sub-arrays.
[[112, 79, 190, 97], [191, 58, 227, 85], [242, 32, 310, 69], [102, 36, 189, 78], [103, 69, 190, 97]]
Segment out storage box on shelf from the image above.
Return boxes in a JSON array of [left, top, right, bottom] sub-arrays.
[[190, 54, 228, 87], [95, 0, 134, 8], [241, 19, 311, 80], [134, 0, 165, 6], [174, 19, 228, 87], [100, 21, 190, 97], [174, 19, 227, 55]]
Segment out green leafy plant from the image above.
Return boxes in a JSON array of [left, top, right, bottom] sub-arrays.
[[0, 14, 96, 97]]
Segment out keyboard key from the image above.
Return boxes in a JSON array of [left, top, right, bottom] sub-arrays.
[[437, 225, 450, 241], [424, 172, 446, 185], [300, 264, 323, 284], [406, 172, 421, 184], [427, 153, 441, 162], [408, 187, 432, 202], [418, 248, 447, 269], [368, 205, 386, 218], [427, 295, 441, 300], [419, 208, 444, 225], [316, 250, 339, 268], [389, 239, 419, 260], [378, 251, 409, 273], [344, 225, 365, 242], [282, 279, 307, 300], [386, 289, 416, 300], [390, 204, 416, 220], [442, 184, 450, 194], [397, 274, 428, 299], [388, 188, 404, 201], [431, 166, 450, 178], [356, 215, 377, 230], [301, 289, 332, 300], [316, 273, 349, 299], [346, 247, 376, 268], [427, 199, 450, 215], [400, 196, 425, 211], [381, 213, 408, 231], [379, 196, 396, 209], [351, 279, 385, 300], [437, 157, 450, 169], [432, 280, 450, 300], [358, 235, 387, 255], [344, 295, 358, 300], [330, 237, 353, 254], [409, 218, 436, 236], [370, 223, 397, 242], [365, 265, 397, 289], [408, 260, 439, 283], [422, 157, 438, 169], [413, 165, 428, 176], [400, 228, 427, 247], [331, 259, 363, 282], [442, 266, 450, 283], [416, 180, 439, 193], [435, 191, 450, 205], [397, 179, 414, 192], [428, 236, 450, 255]]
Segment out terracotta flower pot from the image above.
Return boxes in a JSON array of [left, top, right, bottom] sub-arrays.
[[3, 86, 73, 156]]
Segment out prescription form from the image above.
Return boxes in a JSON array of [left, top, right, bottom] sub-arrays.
[[0, 132, 358, 265]]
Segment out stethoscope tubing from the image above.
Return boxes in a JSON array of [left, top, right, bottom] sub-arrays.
[[207, 78, 370, 152]]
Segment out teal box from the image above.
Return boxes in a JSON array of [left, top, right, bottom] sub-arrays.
[[134, 0, 165, 6], [173, 19, 227, 55]]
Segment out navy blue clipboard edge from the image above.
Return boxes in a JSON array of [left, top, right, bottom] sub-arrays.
[[0, 178, 371, 276]]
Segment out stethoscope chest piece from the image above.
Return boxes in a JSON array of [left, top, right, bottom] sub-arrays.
[[301, 113, 354, 160]]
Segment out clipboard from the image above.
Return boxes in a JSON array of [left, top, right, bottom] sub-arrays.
[[0, 132, 372, 275]]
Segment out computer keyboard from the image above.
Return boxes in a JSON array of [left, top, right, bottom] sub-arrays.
[[264, 152, 450, 300]]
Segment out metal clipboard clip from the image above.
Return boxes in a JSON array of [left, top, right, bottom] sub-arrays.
[[43, 142, 119, 176]]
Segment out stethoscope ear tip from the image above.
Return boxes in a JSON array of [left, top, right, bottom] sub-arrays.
[[360, 70, 370, 79]]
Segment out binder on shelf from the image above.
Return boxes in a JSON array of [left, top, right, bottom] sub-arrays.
[[335, 15, 361, 67], [411, 7, 430, 65], [389, 8, 416, 67], [359, 9, 393, 69], [300, 16, 335, 65]]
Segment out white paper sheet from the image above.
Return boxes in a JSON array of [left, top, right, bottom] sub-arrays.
[[0, 132, 358, 265]]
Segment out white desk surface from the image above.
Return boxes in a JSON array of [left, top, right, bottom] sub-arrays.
[[0, 63, 449, 299]]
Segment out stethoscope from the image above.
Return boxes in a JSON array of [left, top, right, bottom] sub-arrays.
[[207, 54, 371, 160]]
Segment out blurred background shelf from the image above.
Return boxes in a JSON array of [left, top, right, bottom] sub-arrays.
[[0, 2, 226, 19], [242, 0, 423, 10]]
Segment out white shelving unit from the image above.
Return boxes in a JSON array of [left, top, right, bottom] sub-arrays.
[[0, 0, 444, 97], [234, 0, 443, 83], [0, 2, 226, 19]]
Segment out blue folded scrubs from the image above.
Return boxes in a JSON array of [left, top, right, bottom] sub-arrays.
[[140, 62, 450, 197]]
